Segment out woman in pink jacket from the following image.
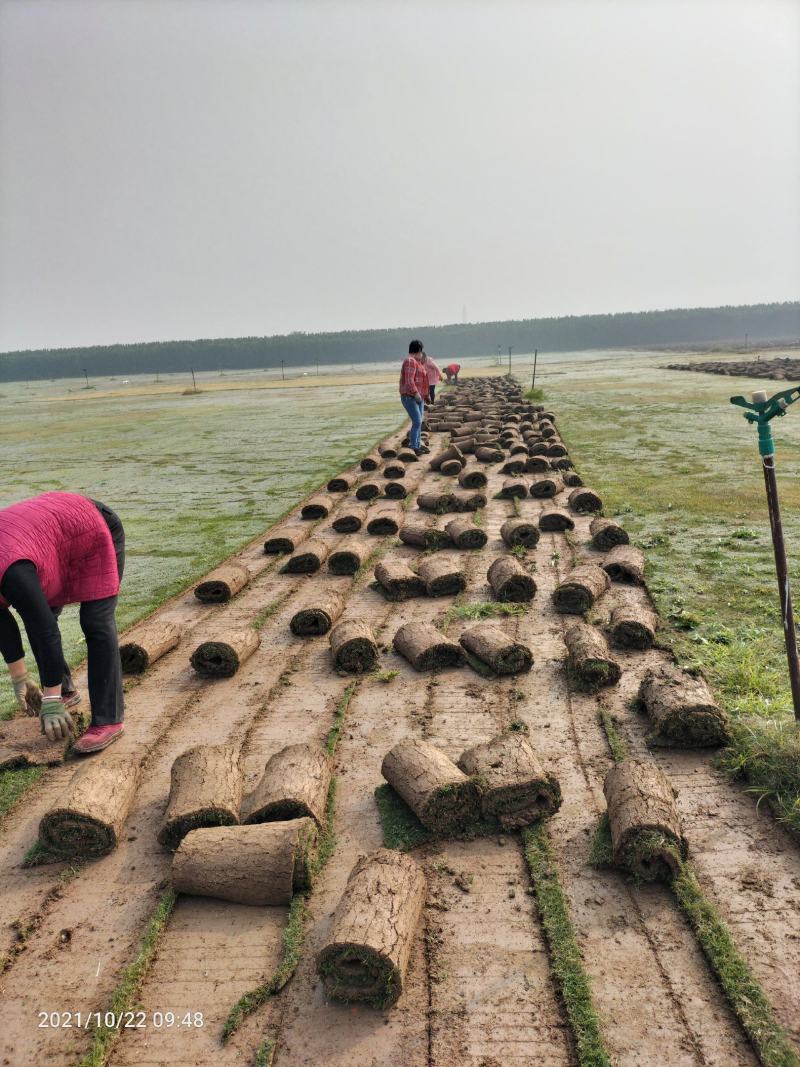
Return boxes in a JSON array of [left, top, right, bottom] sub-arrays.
[[0, 492, 126, 754], [425, 353, 443, 405]]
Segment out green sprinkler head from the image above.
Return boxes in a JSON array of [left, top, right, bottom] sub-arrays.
[[730, 384, 800, 456]]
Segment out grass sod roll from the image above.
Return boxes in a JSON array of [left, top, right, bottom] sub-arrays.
[[445, 516, 488, 549], [500, 517, 540, 548], [500, 458, 527, 476], [569, 486, 603, 514], [458, 733, 561, 829], [383, 462, 406, 479], [530, 475, 563, 499], [429, 444, 465, 471], [487, 556, 537, 602], [329, 619, 380, 673], [602, 544, 646, 584], [475, 445, 504, 463], [242, 743, 332, 829], [190, 628, 261, 677], [331, 504, 367, 533], [538, 508, 575, 532], [280, 538, 330, 574], [563, 471, 583, 485], [328, 543, 367, 575], [327, 474, 354, 493], [458, 466, 488, 489], [397, 448, 418, 463], [172, 818, 318, 905], [603, 759, 688, 882], [398, 522, 452, 550], [639, 663, 731, 747], [158, 744, 242, 851], [590, 516, 630, 552], [38, 754, 141, 859], [263, 525, 309, 555], [383, 480, 409, 500], [355, 480, 382, 501], [381, 739, 480, 832], [499, 477, 529, 499], [379, 445, 398, 459], [451, 435, 476, 454], [120, 619, 182, 674], [458, 621, 533, 675], [392, 621, 466, 671], [545, 443, 569, 458], [301, 494, 336, 520], [360, 453, 380, 471], [417, 490, 458, 513], [525, 456, 552, 474], [564, 621, 622, 690], [552, 563, 610, 614], [374, 560, 426, 601], [609, 600, 658, 649], [194, 563, 250, 604], [417, 555, 467, 597], [452, 490, 487, 512], [440, 459, 463, 477], [289, 590, 345, 636], [317, 849, 426, 1008], [366, 508, 400, 536]]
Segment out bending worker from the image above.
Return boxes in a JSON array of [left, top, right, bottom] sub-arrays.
[[0, 491, 126, 754], [444, 361, 461, 384], [399, 339, 430, 455]]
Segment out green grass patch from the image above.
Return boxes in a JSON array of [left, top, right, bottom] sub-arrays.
[[326, 681, 359, 756], [371, 668, 399, 683], [254, 1038, 276, 1067], [525, 387, 545, 401], [251, 593, 289, 631], [588, 812, 614, 870], [374, 783, 500, 850], [522, 824, 612, 1067], [717, 717, 800, 830], [443, 600, 526, 624], [599, 710, 629, 763], [0, 765, 44, 821]]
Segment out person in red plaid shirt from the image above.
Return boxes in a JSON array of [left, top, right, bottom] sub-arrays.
[[399, 340, 430, 454]]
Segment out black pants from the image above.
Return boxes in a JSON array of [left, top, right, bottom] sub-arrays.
[[428, 384, 436, 404]]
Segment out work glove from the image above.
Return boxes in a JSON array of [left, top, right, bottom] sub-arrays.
[[40, 696, 75, 742], [12, 673, 42, 716]]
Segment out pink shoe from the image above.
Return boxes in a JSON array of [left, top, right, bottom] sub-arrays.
[[62, 690, 82, 710], [73, 723, 125, 754]]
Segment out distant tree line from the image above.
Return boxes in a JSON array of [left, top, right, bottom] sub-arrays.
[[1, 302, 798, 383]]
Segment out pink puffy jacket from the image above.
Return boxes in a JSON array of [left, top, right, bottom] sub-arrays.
[[0, 492, 120, 608]]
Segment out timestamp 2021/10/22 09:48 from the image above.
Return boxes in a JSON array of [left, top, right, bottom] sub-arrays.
[[37, 1010, 204, 1030]]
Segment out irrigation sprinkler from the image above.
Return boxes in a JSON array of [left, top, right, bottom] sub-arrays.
[[508, 346, 513, 375], [731, 384, 800, 719], [532, 349, 538, 390]]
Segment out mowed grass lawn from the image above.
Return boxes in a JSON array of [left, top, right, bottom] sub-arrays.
[[548, 349, 800, 832]]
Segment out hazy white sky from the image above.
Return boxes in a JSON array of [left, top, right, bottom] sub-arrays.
[[1, 0, 798, 352]]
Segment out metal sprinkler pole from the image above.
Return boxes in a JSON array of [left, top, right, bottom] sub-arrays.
[[532, 349, 538, 390], [731, 385, 800, 719]]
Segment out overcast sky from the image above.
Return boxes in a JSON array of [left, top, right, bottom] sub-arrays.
[[1, 0, 798, 352]]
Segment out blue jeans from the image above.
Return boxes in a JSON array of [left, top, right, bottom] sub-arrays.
[[401, 395, 424, 450]]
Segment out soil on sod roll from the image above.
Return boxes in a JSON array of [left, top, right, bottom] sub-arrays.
[[602, 544, 646, 584], [564, 621, 622, 689], [374, 560, 426, 601], [552, 563, 610, 613], [381, 738, 480, 832], [440, 459, 463, 477], [417, 491, 457, 514], [452, 490, 487, 512], [38, 753, 141, 859], [487, 556, 537, 602], [457, 467, 488, 490], [194, 563, 250, 604], [317, 849, 427, 1008], [525, 456, 551, 474], [500, 517, 541, 549], [397, 449, 417, 463], [366, 508, 400, 536], [429, 444, 465, 471], [639, 663, 731, 747], [399, 522, 452, 550], [331, 504, 367, 533], [383, 480, 408, 500], [264, 526, 309, 554], [538, 508, 575, 532], [301, 494, 335, 520], [609, 600, 658, 649], [190, 628, 261, 677], [383, 462, 406, 480], [120, 619, 182, 674], [360, 454, 380, 471], [529, 475, 563, 499], [568, 486, 603, 513], [392, 621, 466, 670], [0, 719, 67, 771], [327, 474, 354, 493], [281, 538, 330, 574], [458, 621, 533, 675], [329, 619, 380, 672], [172, 818, 318, 905], [590, 516, 630, 552], [445, 516, 488, 549], [241, 742, 333, 828], [380, 446, 398, 459], [603, 760, 688, 882], [457, 733, 561, 829], [158, 743, 242, 851], [500, 459, 527, 476], [328, 544, 367, 575], [499, 477, 529, 499], [475, 446, 504, 463], [289, 590, 345, 636], [355, 480, 382, 501], [562, 471, 582, 486], [417, 555, 467, 597]]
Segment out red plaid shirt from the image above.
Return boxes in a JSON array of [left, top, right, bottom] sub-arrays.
[[399, 356, 429, 399]]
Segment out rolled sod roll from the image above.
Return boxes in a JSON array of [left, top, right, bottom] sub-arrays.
[[380, 445, 398, 459], [381, 739, 479, 832], [383, 462, 406, 480], [317, 849, 426, 1007], [603, 760, 687, 882], [563, 471, 583, 486], [539, 423, 556, 439], [392, 621, 466, 670], [355, 480, 382, 501], [456, 465, 488, 486], [488, 556, 537, 602], [290, 590, 345, 636], [190, 628, 260, 677], [120, 619, 182, 674], [475, 446, 504, 463], [330, 619, 380, 672], [158, 744, 242, 850], [417, 555, 467, 597], [445, 516, 488, 549], [500, 458, 527, 476], [281, 538, 330, 574], [538, 508, 575, 532], [417, 491, 457, 513], [509, 443, 529, 455], [398, 447, 418, 461], [332, 504, 367, 533], [499, 477, 529, 499], [590, 516, 630, 552], [194, 563, 250, 604], [528, 442, 548, 456], [453, 490, 487, 512], [530, 475, 563, 499], [610, 601, 658, 649], [568, 486, 603, 513], [552, 564, 610, 613], [327, 474, 354, 493], [458, 734, 561, 829], [38, 754, 141, 859], [459, 622, 533, 675], [602, 544, 646, 584], [639, 663, 730, 746], [242, 743, 332, 828], [440, 459, 464, 477], [564, 621, 621, 689], [360, 453, 380, 471], [546, 443, 568, 458], [172, 818, 318, 905], [500, 517, 540, 549], [429, 444, 465, 471], [264, 525, 308, 554], [328, 543, 367, 575], [302, 494, 335, 520], [366, 508, 400, 536], [375, 560, 426, 601], [525, 456, 551, 474], [383, 481, 409, 500], [452, 436, 476, 454]]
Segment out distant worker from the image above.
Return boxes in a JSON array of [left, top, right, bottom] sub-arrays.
[[0, 492, 126, 754], [425, 352, 443, 405], [444, 362, 461, 384], [399, 340, 430, 455]]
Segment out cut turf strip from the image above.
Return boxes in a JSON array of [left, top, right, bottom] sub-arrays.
[[119, 619, 183, 674], [241, 742, 333, 828], [158, 744, 242, 851]]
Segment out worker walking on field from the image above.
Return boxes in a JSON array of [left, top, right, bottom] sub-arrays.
[[425, 352, 443, 405], [444, 362, 461, 384], [0, 492, 126, 754], [399, 340, 430, 455]]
